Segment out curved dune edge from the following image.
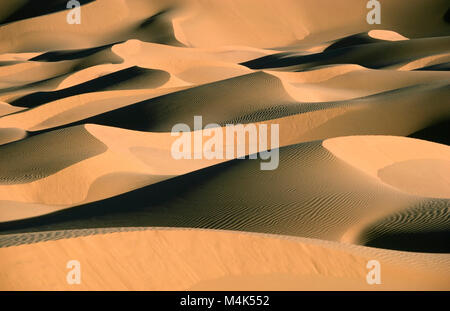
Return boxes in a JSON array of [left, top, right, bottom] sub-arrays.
[[0, 200, 65, 223], [0, 0, 448, 54], [2, 59, 448, 138], [368, 30, 408, 41], [0, 103, 408, 207], [0, 127, 27, 145], [0, 0, 448, 291], [0, 228, 448, 290], [323, 136, 450, 198], [0, 102, 25, 117], [1, 113, 448, 219], [2, 137, 444, 254], [0, 52, 42, 62], [0, 88, 190, 132], [397, 53, 450, 71], [1, 36, 449, 140]]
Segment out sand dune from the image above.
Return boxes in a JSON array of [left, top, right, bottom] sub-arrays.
[[0, 135, 448, 256], [0, 0, 449, 290], [242, 36, 450, 71], [0, 228, 449, 290], [2, 70, 447, 138], [1, 34, 448, 142]]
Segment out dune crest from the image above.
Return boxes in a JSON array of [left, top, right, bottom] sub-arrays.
[[323, 136, 450, 198], [0, 0, 449, 291]]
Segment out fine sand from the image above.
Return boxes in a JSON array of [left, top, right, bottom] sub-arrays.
[[0, 0, 449, 290]]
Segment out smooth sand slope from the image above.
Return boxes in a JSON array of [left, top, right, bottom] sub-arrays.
[[1, 36, 449, 141], [0, 135, 448, 255]]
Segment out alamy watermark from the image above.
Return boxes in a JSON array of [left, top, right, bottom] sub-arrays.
[[366, 0, 381, 24], [66, 260, 81, 285], [171, 116, 280, 170]]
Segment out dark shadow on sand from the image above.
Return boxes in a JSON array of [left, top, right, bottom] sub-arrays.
[[30, 43, 116, 62], [364, 231, 450, 253]]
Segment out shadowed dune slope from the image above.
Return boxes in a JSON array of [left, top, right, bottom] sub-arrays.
[[10, 66, 170, 108], [0, 0, 449, 291], [1, 228, 449, 290]]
